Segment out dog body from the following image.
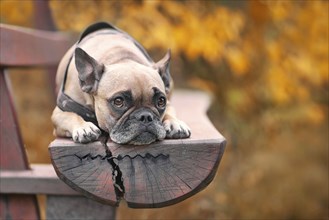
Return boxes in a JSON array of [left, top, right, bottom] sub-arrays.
[[52, 22, 190, 145]]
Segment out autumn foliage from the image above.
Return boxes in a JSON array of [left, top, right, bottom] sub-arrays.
[[1, 0, 328, 219]]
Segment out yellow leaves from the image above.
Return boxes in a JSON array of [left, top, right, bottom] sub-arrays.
[[266, 69, 282, 105], [0, 0, 33, 27], [224, 47, 250, 76], [266, 1, 292, 23], [290, 53, 321, 86], [266, 67, 290, 104], [260, 0, 328, 110], [47, 1, 247, 66], [49, 0, 106, 31], [266, 65, 311, 105], [116, 1, 245, 63], [266, 41, 281, 63]]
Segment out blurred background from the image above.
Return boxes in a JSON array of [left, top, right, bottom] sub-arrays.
[[1, 0, 328, 219]]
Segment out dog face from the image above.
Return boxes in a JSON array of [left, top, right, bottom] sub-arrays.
[[75, 48, 171, 145]]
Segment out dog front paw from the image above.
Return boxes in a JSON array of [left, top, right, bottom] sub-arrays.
[[72, 122, 101, 143], [163, 118, 191, 139]]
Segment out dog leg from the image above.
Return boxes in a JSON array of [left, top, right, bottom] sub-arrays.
[[163, 104, 191, 139], [51, 107, 101, 143]]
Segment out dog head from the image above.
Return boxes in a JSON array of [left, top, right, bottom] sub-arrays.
[[74, 47, 171, 145]]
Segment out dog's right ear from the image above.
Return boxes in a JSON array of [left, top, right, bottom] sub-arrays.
[[155, 49, 171, 95], [75, 47, 104, 94]]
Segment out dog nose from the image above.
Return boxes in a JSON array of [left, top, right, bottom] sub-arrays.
[[136, 112, 154, 123]]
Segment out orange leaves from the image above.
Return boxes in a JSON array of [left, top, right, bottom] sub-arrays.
[[116, 1, 245, 63], [224, 47, 250, 76], [49, 1, 109, 31], [261, 1, 328, 107], [266, 1, 292, 23], [266, 66, 309, 105], [48, 1, 246, 66], [0, 0, 33, 27]]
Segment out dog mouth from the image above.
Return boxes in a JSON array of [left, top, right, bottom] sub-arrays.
[[128, 130, 157, 145], [110, 123, 166, 145]]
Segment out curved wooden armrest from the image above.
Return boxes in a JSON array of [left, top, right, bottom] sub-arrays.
[[49, 90, 226, 208]]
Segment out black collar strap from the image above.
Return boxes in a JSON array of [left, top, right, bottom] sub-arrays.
[[57, 90, 98, 126], [56, 22, 119, 127]]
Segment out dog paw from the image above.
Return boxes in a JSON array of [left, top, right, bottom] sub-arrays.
[[163, 118, 191, 139], [72, 122, 101, 143]]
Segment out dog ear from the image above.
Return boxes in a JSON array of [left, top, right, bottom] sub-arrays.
[[155, 49, 171, 94], [75, 47, 104, 94]]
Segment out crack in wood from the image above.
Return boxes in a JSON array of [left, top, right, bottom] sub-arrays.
[[116, 153, 169, 161], [74, 152, 169, 162], [105, 149, 125, 201], [98, 134, 125, 201], [74, 149, 169, 161], [74, 153, 108, 161], [73, 135, 170, 204]]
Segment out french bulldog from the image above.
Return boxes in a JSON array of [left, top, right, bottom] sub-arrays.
[[51, 22, 190, 145]]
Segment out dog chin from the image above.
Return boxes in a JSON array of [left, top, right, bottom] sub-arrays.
[[128, 131, 158, 145], [110, 128, 166, 145], [110, 131, 162, 145]]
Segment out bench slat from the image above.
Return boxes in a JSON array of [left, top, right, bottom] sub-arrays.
[[0, 24, 74, 67], [0, 70, 28, 170], [0, 164, 78, 195], [0, 23, 77, 219], [0, 70, 40, 220]]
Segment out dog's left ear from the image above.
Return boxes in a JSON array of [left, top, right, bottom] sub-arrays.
[[75, 47, 104, 94], [155, 49, 171, 94]]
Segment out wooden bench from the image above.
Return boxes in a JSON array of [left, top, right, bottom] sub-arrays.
[[0, 23, 226, 218], [0, 23, 116, 219]]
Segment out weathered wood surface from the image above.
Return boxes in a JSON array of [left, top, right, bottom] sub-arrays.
[[0, 24, 73, 67], [0, 22, 113, 219], [0, 164, 79, 195], [49, 90, 226, 208], [47, 195, 116, 220], [0, 71, 40, 220]]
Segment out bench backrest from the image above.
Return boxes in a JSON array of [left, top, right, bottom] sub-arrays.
[[0, 23, 73, 219], [0, 22, 118, 219]]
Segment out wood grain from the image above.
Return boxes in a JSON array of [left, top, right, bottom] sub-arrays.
[[0, 164, 79, 195], [0, 24, 73, 67], [0, 71, 40, 220], [49, 90, 226, 208], [46, 195, 116, 220]]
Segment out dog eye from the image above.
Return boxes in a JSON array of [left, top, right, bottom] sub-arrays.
[[157, 96, 166, 108], [113, 97, 124, 108]]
